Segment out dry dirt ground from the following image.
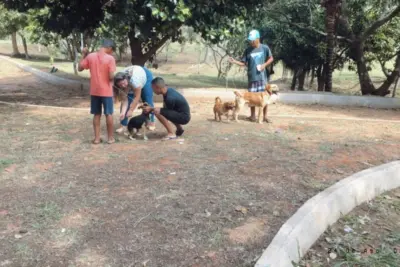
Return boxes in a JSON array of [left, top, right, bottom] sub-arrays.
[[1, 60, 400, 267], [299, 188, 400, 267]]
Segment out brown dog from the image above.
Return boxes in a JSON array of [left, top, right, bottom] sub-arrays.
[[213, 97, 236, 122], [233, 84, 279, 124]]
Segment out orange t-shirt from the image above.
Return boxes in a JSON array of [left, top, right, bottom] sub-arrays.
[[80, 51, 116, 97]]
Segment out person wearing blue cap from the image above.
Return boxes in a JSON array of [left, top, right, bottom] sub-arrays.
[[229, 29, 274, 122]]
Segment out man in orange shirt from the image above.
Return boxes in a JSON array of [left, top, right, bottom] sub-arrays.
[[79, 39, 117, 144]]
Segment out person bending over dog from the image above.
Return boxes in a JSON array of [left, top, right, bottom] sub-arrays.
[[142, 77, 191, 141], [113, 65, 156, 135]]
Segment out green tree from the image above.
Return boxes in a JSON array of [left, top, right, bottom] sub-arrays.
[[337, 0, 400, 95], [0, 4, 29, 57], [3, 0, 262, 66], [321, 0, 342, 92]]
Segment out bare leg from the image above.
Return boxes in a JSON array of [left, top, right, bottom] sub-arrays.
[[93, 114, 101, 143], [155, 113, 175, 136], [105, 115, 115, 143]]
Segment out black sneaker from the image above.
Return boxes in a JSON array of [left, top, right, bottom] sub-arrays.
[[176, 128, 184, 137]]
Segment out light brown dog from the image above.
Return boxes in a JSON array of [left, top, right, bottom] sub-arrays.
[[233, 84, 279, 124], [213, 97, 236, 122]]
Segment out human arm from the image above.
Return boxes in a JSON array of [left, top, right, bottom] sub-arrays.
[[228, 57, 246, 67], [119, 98, 129, 120], [257, 46, 274, 71], [142, 106, 160, 115], [78, 47, 89, 72], [228, 49, 247, 67], [125, 87, 142, 117], [108, 56, 116, 81]]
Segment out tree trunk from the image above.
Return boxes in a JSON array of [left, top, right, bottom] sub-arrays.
[[11, 32, 21, 57], [298, 69, 306, 91], [351, 41, 377, 95], [73, 46, 78, 75], [165, 41, 171, 62], [201, 46, 209, 63], [291, 69, 298, 90], [393, 76, 399, 98], [309, 67, 316, 89], [282, 65, 289, 82], [323, 4, 338, 92], [18, 33, 30, 59], [375, 53, 400, 96], [317, 64, 325, 91], [128, 30, 170, 66], [66, 40, 74, 61]]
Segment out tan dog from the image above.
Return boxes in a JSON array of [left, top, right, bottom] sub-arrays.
[[213, 97, 236, 122], [233, 84, 279, 124]]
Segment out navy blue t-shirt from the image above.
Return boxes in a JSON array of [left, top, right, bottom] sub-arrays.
[[163, 88, 190, 115], [241, 44, 272, 82]]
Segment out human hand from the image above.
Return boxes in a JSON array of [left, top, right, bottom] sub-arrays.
[[81, 47, 89, 57], [126, 110, 133, 118], [119, 113, 126, 121], [142, 106, 153, 114], [257, 64, 265, 72], [228, 57, 235, 64]]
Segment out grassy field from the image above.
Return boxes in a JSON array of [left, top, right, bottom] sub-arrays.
[[0, 40, 396, 96]]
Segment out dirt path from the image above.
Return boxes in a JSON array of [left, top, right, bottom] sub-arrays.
[[0, 60, 400, 267]]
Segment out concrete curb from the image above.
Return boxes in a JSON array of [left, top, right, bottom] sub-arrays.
[[2, 55, 400, 109], [0, 55, 83, 87], [177, 88, 400, 109], [254, 161, 400, 267], [1, 100, 400, 123]]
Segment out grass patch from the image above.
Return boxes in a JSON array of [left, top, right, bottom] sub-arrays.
[[32, 202, 62, 230], [0, 158, 13, 172], [319, 143, 334, 154]]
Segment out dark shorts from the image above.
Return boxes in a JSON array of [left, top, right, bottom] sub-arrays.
[[248, 80, 267, 92], [160, 108, 190, 125], [90, 96, 114, 115]]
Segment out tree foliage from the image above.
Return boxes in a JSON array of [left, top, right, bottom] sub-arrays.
[[3, 0, 264, 65]]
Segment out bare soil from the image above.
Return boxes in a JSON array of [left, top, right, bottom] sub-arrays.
[[0, 60, 400, 267]]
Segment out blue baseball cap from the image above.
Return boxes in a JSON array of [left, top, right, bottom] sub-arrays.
[[248, 30, 260, 41]]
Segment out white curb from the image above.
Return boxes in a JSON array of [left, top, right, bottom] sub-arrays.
[[0, 55, 83, 87], [254, 161, 400, 267], [2, 55, 400, 109]]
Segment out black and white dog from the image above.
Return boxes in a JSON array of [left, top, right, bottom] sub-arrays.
[[127, 102, 150, 141]]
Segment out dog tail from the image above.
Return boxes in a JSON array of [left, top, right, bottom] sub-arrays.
[[215, 97, 222, 104], [234, 91, 242, 97]]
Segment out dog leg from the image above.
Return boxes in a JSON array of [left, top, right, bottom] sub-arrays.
[[128, 130, 136, 140], [257, 107, 263, 124], [214, 112, 217, 121], [143, 127, 148, 141], [234, 104, 241, 122]]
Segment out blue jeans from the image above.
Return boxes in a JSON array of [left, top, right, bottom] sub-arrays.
[[120, 67, 155, 126]]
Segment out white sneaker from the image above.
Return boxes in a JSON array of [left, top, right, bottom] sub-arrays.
[[116, 126, 126, 134]]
